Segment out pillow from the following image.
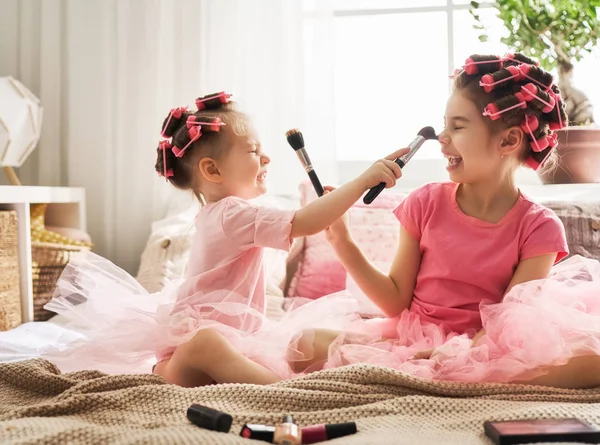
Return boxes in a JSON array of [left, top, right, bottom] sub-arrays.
[[135, 205, 198, 294], [286, 181, 406, 300]]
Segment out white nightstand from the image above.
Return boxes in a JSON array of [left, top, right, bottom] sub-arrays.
[[0, 186, 86, 322]]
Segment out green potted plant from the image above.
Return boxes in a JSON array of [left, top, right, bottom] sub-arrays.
[[470, 0, 600, 183]]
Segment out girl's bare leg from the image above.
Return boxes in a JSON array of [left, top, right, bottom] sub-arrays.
[[154, 328, 281, 387], [291, 331, 600, 389], [514, 354, 600, 389], [290, 329, 342, 373]]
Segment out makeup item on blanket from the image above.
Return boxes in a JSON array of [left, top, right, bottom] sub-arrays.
[[240, 421, 357, 444], [285, 128, 325, 197], [363, 126, 438, 205], [186, 404, 233, 433], [301, 422, 357, 444], [274, 415, 302, 445], [484, 418, 600, 445], [240, 424, 276, 442]]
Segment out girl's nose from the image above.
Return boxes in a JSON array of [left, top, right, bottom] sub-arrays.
[[437, 129, 450, 145]]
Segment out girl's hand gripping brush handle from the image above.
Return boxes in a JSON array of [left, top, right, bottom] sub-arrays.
[[363, 126, 438, 205]]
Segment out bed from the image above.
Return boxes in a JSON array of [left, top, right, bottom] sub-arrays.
[[1, 188, 599, 444], [1, 358, 600, 444]]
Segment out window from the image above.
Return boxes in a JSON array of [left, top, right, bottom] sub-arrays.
[[331, 1, 503, 161], [330, 1, 600, 162], [333, 11, 448, 161]]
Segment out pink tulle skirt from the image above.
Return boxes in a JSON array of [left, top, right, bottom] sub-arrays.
[[325, 255, 600, 383], [41, 252, 361, 377]]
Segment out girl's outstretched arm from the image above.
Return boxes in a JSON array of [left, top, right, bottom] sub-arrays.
[[289, 148, 409, 238], [330, 225, 422, 317]]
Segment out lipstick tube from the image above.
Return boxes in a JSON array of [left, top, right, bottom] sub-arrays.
[[239, 421, 357, 444], [186, 404, 232, 433], [302, 422, 357, 444]]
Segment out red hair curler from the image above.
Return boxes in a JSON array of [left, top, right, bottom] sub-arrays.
[[463, 56, 504, 75], [161, 106, 188, 138], [530, 134, 551, 152], [172, 126, 202, 158], [480, 65, 524, 92], [196, 92, 232, 111], [520, 114, 539, 133], [483, 93, 527, 120], [521, 84, 555, 112], [158, 140, 174, 179]]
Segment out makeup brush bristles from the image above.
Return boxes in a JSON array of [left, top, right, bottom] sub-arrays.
[[285, 128, 304, 151]]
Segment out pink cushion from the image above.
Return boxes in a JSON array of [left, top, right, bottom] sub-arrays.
[[287, 181, 406, 299]]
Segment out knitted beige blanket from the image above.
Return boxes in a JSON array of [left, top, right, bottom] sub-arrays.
[[0, 359, 599, 444]]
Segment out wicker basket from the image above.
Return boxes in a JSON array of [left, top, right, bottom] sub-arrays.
[[0, 211, 22, 331], [31, 242, 89, 321]]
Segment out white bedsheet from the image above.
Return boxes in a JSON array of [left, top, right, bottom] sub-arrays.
[[0, 316, 88, 364]]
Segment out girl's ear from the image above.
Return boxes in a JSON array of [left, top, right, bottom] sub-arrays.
[[198, 157, 222, 183], [499, 126, 524, 157]]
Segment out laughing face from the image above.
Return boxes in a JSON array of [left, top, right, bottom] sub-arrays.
[[217, 125, 270, 199], [438, 90, 508, 184]]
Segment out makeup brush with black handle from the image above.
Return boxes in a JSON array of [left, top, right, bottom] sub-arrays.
[[363, 126, 438, 205], [285, 128, 325, 197]]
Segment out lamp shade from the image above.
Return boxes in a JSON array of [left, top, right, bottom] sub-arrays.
[[0, 76, 43, 168]]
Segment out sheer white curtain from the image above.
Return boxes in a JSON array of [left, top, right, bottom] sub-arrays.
[[0, 0, 336, 274]]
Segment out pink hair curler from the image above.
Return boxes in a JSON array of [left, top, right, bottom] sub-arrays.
[[161, 106, 188, 137], [463, 56, 504, 75], [158, 140, 174, 179], [172, 126, 202, 158], [186, 115, 199, 129], [521, 84, 555, 112], [548, 91, 566, 130], [530, 135, 550, 152], [480, 65, 524, 93], [483, 94, 527, 120], [519, 64, 553, 92], [521, 114, 549, 153], [186, 116, 226, 132], [546, 132, 559, 149], [196, 92, 232, 111], [505, 53, 540, 66], [520, 114, 539, 133]]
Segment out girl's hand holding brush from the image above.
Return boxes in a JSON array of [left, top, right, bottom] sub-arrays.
[[289, 148, 408, 239], [321, 144, 407, 246], [358, 147, 409, 191]]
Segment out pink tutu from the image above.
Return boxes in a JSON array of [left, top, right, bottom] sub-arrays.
[[41, 252, 361, 377], [325, 255, 600, 383]]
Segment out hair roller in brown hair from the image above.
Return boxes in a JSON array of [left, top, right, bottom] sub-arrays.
[[518, 65, 554, 92], [157, 140, 174, 179], [520, 113, 541, 134], [463, 54, 504, 75], [482, 92, 527, 120], [479, 65, 524, 93], [186, 115, 227, 132], [195, 91, 232, 111], [546, 92, 568, 131], [172, 126, 202, 158], [161, 107, 188, 138], [521, 83, 556, 113], [504, 53, 539, 67], [525, 132, 558, 171]]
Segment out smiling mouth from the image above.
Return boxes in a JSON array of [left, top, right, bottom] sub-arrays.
[[445, 156, 463, 166], [257, 172, 267, 180]]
